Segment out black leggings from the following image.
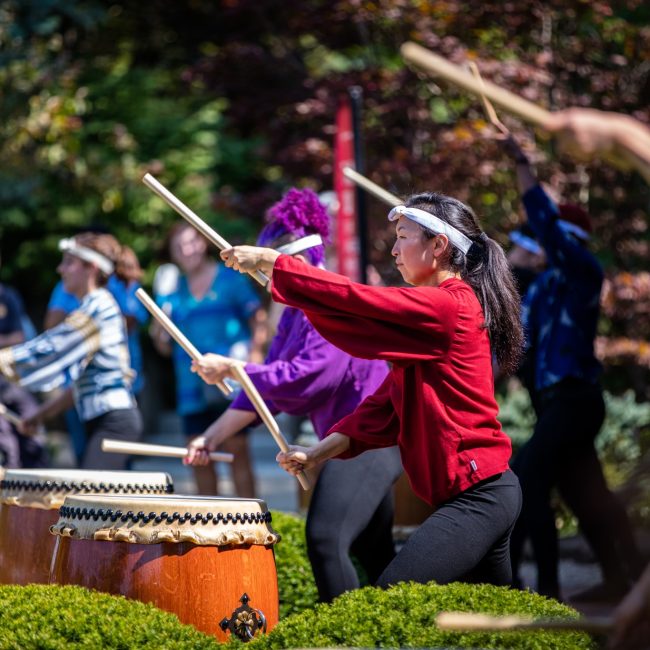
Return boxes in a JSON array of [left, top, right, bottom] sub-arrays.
[[511, 380, 643, 597], [306, 446, 403, 602], [376, 470, 521, 588]]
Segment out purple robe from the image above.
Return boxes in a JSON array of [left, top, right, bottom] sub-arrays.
[[231, 307, 388, 439]]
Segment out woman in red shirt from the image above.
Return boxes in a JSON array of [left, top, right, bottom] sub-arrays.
[[221, 192, 523, 588]]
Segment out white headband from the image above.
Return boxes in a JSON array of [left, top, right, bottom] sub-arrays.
[[58, 238, 114, 275], [558, 220, 590, 241], [275, 234, 323, 256], [388, 205, 473, 255]]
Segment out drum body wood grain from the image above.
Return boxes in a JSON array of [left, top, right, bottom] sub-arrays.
[[0, 469, 172, 585], [50, 495, 279, 641], [0, 505, 59, 585]]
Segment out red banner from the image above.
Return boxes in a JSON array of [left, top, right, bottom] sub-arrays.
[[333, 97, 360, 281]]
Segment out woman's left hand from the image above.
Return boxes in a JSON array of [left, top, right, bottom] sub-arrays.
[[220, 246, 279, 275]]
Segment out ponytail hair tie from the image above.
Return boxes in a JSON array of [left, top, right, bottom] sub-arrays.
[[466, 232, 489, 266]]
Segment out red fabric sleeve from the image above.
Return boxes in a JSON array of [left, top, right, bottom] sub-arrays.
[[325, 373, 400, 458], [271, 255, 458, 364]]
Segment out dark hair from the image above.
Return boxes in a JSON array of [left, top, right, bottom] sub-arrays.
[[405, 192, 523, 375], [73, 233, 139, 287]]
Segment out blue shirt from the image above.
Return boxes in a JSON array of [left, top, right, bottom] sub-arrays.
[[522, 185, 603, 391], [47, 277, 148, 393], [155, 265, 261, 416]]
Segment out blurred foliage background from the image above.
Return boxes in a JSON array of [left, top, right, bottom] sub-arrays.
[[0, 0, 649, 400]]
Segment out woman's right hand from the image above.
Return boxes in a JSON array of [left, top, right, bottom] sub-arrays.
[[184, 434, 215, 466], [276, 446, 317, 475]]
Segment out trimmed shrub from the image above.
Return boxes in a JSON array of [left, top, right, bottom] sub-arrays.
[[272, 511, 319, 618], [240, 582, 598, 650], [0, 584, 221, 649]]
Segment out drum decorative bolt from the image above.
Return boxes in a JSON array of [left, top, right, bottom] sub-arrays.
[[220, 593, 267, 642]]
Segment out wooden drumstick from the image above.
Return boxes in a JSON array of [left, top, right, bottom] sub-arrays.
[[135, 288, 233, 397], [230, 364, 310, 491], [101, 438, 234, 463], [142, 173, 269, 288], [435, 612, 614, 634], [0, 403, 22, 428], [343, 167, 402, 207], [400, 42, 552, 127], [467, 61, 509, 135]]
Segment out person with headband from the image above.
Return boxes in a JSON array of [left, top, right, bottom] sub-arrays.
[[502, 134, 644, 602], [43, 236, 148, 466], [217, 191, 523, 588], [185, 188, 401, 602], [0, 233, 143, 470]]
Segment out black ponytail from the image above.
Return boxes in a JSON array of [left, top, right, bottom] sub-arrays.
[[406, 192, 523, 375]]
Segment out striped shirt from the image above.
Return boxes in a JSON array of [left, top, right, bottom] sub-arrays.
[[0, 288, 136, 421]]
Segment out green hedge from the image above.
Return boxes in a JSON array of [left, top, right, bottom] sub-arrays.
[[0, 584, 221, 649], [240, 582, 597, 650], [272, 511, 319, 618]]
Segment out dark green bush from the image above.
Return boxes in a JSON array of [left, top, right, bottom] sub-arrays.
[[272, 511, 319, 618], [0, 584, 221, 649], [241, 582, 597, 650]]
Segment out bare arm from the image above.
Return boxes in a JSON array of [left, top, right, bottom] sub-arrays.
[[545, 108, 650, 184], [275, 432, 351, 475]]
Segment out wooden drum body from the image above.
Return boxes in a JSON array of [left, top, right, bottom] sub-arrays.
[[50, 495, 280, 641], [0, 469, 172, 585]]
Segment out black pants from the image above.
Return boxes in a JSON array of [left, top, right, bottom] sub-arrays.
[[511, 379, 643, 598], [82, 408, 143, 470], [306, 446, 403, 602], [377, 470, 521, 588]]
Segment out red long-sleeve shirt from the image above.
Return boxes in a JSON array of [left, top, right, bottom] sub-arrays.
[[271, 255, 511, 507]]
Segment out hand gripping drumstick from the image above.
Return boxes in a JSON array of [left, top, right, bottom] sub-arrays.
[[401, 42, 552, 127], [142, 173, 269, 288], [343, 167, 402, 207], [435, 612, 614, 634], [101, 439, 234, 463], [137, 288, 309, 490], [0, 403, 23, 428], [230, 364, 310, 491], [135, 288, 233, 397]]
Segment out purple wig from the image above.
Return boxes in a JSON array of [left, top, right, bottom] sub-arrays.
[[257, 188, 330, 266]]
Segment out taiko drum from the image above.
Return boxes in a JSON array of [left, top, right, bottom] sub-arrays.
[[49, 494, 279, 641], [0, 469, 172, 585]]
